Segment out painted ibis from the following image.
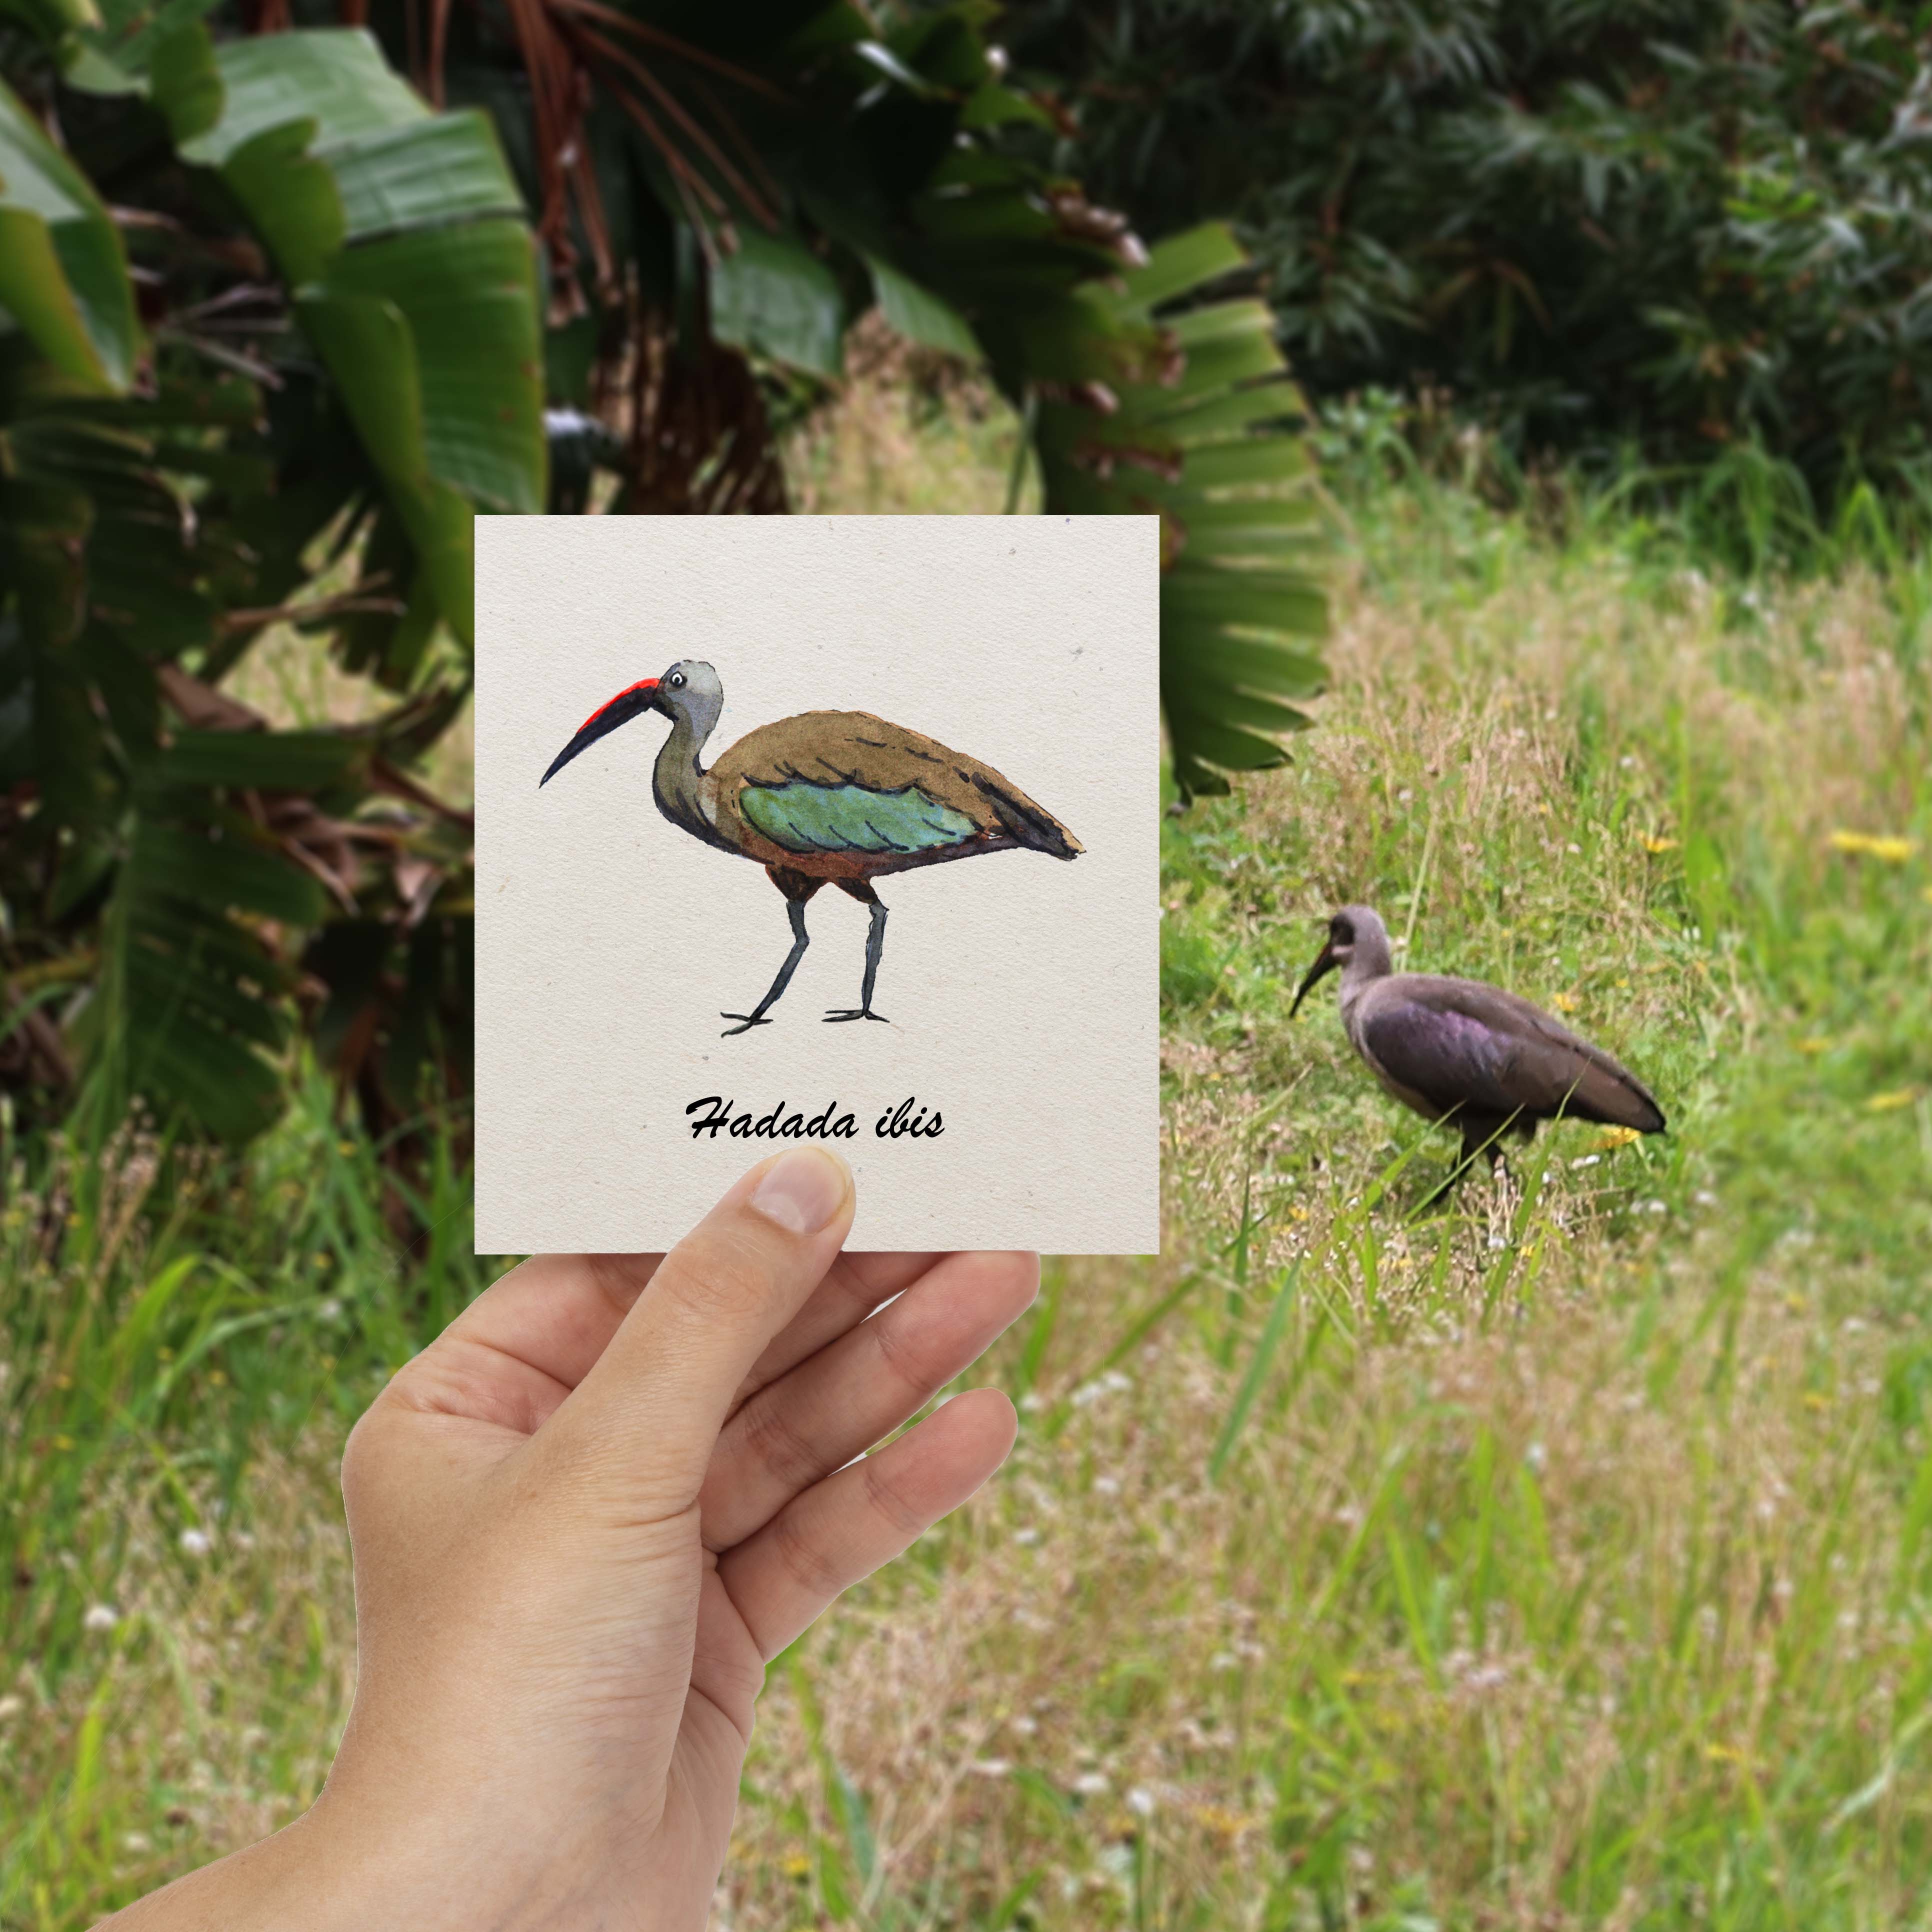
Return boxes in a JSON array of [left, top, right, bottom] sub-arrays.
[[540, 661, 1082, 1036], [1290, 906, 1665, 1198]]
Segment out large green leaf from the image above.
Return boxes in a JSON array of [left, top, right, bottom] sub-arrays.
[[868, 256, 980, 360], [1036, 223, 1328, 800], [0, 79, 140, 391], [711, 225, 846, 378], [148, 26, 545, 642]]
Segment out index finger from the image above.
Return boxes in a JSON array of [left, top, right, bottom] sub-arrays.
[[542, 1146, 858, 1510], [394, 1246, 942, 1442]]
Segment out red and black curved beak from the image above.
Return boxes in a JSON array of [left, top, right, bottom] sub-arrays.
[[539, 678, 662, 788], [1288, 937, 1338, 1018]]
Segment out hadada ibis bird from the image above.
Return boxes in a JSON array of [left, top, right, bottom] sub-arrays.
[[540, 661, 1082, 1036], [1290, 906, 1665, 1198]]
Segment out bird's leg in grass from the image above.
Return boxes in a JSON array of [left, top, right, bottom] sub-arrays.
[[826, 879, 889, 1024], [1420, 1115, 1511, 1213], [722, 872, 822, 1036]]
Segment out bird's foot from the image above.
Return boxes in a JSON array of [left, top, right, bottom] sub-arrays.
[[824, 1007, 890, 1025], [720, 1012, 775, 1038]]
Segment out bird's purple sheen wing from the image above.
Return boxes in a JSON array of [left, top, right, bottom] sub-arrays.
[[1361, 1000, 1526, 1118]]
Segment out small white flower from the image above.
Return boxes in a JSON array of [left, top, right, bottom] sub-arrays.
[[1092, 1475, 1121, 1497], [122, 1832, 152, 1854], [1010, 1714, 1038, 1737], [178, 1528, 212, 1557], [1526, 1441, 1548, 1472], [968, 1758, 1012, 1778], [1694, 1190, 1718, 1207], [1210, 1650, 1238, 1672], [1018, 1392, 1044, 1412], [83, 1604, 120, 1632], [0, 1694, 23, 1720], [1126, 1786, 1156, 1818], [1071, 1772, 1110, 1798], [1644, 1199, 1668, 1214], [1012, 1526, 1040, 1546], [316, 1298, 344, 1324], [1572, 1154, 1600, 1170]]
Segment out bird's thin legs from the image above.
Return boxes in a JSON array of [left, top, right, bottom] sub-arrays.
[[827, 894, 889, 1024], [722, 898, 811, 1036], [1418, 1116, 1515, 1212]]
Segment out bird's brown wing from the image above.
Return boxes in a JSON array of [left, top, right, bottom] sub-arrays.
[[712, 712, 1082, 860], [1360, 976, 1666, 1132]]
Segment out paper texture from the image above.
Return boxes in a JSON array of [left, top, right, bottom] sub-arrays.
[[474, 515, 1159, 1254]]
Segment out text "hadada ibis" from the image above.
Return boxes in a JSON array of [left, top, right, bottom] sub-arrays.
[[1290, 906, 1666, 1198], [540, 661, 1082, 1036]]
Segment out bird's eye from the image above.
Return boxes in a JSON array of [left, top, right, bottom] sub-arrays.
[[669, 672, 685, 690]]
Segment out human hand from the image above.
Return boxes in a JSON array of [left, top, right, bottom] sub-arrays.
[[106, 1148, 1032, 1932]]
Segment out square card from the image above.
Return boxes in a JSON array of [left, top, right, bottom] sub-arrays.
[[474, 514, 1160, 1255]]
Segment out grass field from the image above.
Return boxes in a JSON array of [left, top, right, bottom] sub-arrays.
[[5, 383, 1932, 1930]]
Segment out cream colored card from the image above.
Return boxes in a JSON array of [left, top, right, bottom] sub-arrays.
[[474, 515, 1159, 1255]]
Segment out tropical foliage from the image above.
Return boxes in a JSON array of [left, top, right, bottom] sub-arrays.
[[0, 0, 1326, 1142], [1006, 0, 1932, 509], [2, 20, 542, 1142]]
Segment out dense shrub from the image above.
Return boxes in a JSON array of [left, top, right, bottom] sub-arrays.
[[1006, 0, 1932, 508]]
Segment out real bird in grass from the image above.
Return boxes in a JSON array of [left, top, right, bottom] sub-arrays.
[[1290, 906, 1666, 1200], [540, 661, 1082, 1036]]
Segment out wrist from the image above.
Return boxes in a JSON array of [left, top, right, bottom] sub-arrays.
[[98, 1804, 387, 1932]]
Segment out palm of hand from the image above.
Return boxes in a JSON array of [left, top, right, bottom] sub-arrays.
[[320, 1186, 1030, 1932]]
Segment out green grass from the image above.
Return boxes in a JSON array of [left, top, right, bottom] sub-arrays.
[[6, 387, 1932, 1929]]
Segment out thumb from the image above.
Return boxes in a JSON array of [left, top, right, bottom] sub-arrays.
[[542, 1146, 855, 1512]]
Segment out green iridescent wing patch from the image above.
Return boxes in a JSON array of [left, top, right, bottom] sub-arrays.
[[739, 780, 978, 856]]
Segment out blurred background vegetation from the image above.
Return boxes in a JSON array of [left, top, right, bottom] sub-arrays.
[[6, 3, 1932, 1927], [1008, 0, 1932, 534]]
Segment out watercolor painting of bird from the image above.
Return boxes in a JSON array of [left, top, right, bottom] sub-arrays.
[[540, 660, 1082, 1036], [1290, 904, 1665, 1201]]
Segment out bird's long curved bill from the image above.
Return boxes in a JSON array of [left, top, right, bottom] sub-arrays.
[[539, 678, 658, 788], [1288, 942, 1338, 1018]]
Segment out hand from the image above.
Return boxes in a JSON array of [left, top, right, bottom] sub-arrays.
[[106, 1148, 1034, 1931]]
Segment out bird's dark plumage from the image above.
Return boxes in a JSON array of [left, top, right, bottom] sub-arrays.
[[1292, 905, 1665, 1192]]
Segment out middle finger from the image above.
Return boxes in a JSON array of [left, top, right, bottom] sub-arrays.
[[702, 1248, 1036, 1550]]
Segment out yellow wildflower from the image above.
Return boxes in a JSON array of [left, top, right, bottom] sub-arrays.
[[1796, 1036, 1832, 1055], [1593, 1126, 1642, 1151], [782, 1854, 812, 1880], [1866, 1088, 1920, 1112], [1828, 830, 1916, 864], [1640, 834, 1679, 854], [1552, 992, 1580, 1014], [1803, 1392, 1828, 1412]]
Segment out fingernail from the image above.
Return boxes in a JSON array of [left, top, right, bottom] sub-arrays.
[[749, 1147, 850, 1235]]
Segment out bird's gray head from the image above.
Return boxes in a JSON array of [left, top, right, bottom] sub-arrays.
[[1289, 904, 1394, 1016], [539, 658, 724, 788]]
